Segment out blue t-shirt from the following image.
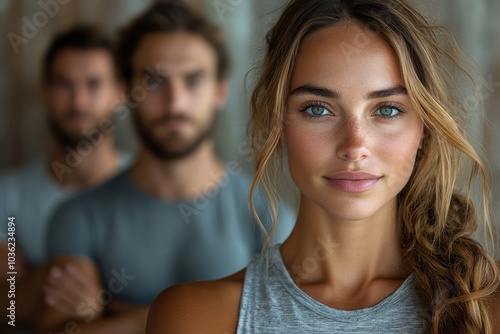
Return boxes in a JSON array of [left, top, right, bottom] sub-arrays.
[[47, 165, 296, 304], [0, 154, 131, 266]]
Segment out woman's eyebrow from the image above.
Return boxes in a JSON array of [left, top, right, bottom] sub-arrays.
[[366, 85, 407, 99], [289, 85, 340, 98], [289, 84, 407, 99]]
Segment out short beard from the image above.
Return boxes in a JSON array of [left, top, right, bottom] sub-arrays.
[[132, 109, 216, 161], [48, 114, 92, 149]]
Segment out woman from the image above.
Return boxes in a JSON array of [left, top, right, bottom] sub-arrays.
[[147, 0, 500, 333]]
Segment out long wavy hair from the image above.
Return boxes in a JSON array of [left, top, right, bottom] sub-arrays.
[[248, 0, 500, 332]]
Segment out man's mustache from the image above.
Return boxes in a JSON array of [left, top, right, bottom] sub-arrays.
[[63, 109, 93, 121], [152, 114, 194, 126]]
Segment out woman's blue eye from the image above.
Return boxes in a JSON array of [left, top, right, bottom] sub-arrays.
[[304, 106, 329, 116], [375, 106, 400, 117]]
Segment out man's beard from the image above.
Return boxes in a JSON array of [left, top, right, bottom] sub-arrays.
[[132, 109, 216, 161], [47, 110, 100, 149]]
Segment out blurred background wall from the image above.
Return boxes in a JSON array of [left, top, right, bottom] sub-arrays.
[[0, 0, 499, 253]]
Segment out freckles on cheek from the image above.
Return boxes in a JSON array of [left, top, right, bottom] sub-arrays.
[[381, 130, 421, 182], [285, 124, 330, 178]]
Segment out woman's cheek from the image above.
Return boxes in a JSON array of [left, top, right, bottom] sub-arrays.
[[285, 123, 332, 186], [378, 128, 421, 186]]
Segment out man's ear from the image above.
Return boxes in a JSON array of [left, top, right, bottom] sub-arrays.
[[215, 79, 229, 110]]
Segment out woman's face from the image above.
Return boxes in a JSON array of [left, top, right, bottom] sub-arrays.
[[285, 21, 424, 221]]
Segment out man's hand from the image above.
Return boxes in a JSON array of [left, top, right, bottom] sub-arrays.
[[43, 263, 103, 320]]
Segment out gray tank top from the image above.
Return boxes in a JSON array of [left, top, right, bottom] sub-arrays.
[[236, 244, 426, 333]]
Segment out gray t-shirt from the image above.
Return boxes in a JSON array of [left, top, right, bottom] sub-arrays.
[[237, 244, 427, 333], [0, 154, 131, 266], [47, 166, 296, 304]]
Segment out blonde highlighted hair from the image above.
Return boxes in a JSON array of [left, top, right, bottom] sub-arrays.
[[248, 0, 500, 332]]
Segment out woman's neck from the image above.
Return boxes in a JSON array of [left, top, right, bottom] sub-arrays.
[[281, 194, 408, 291]]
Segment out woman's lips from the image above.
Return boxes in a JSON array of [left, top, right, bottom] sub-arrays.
[[324, 172, 382, 193]]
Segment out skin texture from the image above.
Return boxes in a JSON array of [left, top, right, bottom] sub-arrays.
[[285, 25, 424, 224], [145, 22, 500, 333], [37, 31, 229, 334]]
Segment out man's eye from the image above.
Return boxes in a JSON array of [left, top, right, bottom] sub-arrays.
[[147, 76, 165, 89], [186, 77, 202, 89], [88, 81, 101, 91]]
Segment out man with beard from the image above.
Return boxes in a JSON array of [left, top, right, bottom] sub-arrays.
[[37, 2, 295, 334], [0, 27, 130, 330]]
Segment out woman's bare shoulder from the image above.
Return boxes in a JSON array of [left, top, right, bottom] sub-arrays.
[[146, 269, 246, 334]]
